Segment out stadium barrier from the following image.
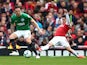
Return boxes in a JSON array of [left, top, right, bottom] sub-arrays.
[[42, 46, 87, 56], [0, 46, 87, 56]]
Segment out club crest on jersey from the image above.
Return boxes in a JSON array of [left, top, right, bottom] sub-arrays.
[[21, 18, 25, 22], [15, 20, 17, 22]]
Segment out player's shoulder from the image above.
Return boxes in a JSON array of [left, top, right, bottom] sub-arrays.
[[22, 12, 31, 18], [22, 12, 28, 15], [22, 12, 29, 16], [11, 13, 16, 18]]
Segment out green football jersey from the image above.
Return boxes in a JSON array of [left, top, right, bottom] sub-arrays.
[[11, 12, 32, 30]]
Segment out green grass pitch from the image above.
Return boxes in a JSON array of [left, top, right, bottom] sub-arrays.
[[0, 56, 87, 65]]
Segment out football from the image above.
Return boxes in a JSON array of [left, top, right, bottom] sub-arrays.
[[23, 50, 31, 58]]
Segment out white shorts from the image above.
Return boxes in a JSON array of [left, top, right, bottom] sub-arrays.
[[14, 30, 31, 39], [49, 36, 70, 48]]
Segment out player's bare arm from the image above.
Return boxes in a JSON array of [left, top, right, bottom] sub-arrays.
[[64, 9, 72, 27], [31, 19, 42, 34], [11, 23, 15, 33]]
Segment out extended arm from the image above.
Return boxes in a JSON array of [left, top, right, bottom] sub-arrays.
[[11, 15, 15, 33], [64, 9, 72, 27], [10, 24, 15, 33], [31, 19, 41, 31]]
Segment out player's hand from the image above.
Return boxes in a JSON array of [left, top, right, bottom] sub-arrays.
[[64, 9, 68, 14], [38, 29, 42, 34]]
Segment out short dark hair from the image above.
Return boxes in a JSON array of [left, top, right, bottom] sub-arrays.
[[15, 5, 21, 9], [62, 15, 66, 18]]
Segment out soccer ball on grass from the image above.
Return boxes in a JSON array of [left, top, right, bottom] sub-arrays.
[[23, 50, 31, 58]]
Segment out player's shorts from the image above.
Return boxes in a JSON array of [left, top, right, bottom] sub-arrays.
[[13, 30, 31, 39], [49, 36, 70, 48]]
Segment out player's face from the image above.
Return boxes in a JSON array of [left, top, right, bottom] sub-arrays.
[[62, 17, 66, 24], [15, 8, 21, 17]]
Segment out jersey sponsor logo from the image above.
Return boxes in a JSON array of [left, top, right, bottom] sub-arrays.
[[15, 20, 17, 22], [17, 22, 25, 26], [21, 18, 25, 22]]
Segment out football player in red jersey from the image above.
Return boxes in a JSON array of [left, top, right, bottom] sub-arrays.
[[38, 10, 86, 58]]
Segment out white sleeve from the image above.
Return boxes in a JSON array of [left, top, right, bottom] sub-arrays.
[[45, 3, 48, 10], [27, 15, 32, 18], [56, 18, 59, 24], [65, 13, 70, 25]]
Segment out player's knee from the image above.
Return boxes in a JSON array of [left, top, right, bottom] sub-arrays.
[[9, 33, 18, 41], [65, 46, 72, 51], [9, 33, 17, 39], [9, 35, 13, 39], [26, 40, 32, 44], [48, 43, 53, 47], [25, 38, 32, 44]]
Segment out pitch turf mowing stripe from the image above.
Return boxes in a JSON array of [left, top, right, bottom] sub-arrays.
[[0, 56, 87, 65]]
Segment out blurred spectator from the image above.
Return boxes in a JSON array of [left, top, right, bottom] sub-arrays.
[[33, 13, 43, 28], [69, 0, 82, 19], [83, 0, 87, 13], [0, 2, 13, 15], [69, 9, 77, 25], [57, 0, 69, 10], [36, 28, 49, 46], [74, 29, 87, 46], [46, 25, 53, 40], [0, 31, 7, 46], [27, 9, 34, 16], [0, 25, 8, 37], [25, 0, 36, 11], [66, 36, 78, 49], [34, 1, 43, 13], [83, 12, 87, 25], [55, 8, 64, 27], [75, 28, 84, 37], [78, 0, 85, 13], [44, 12, 55, 29], [74, 36, 85, 46], [39, 5, 48, 17], [17, 36, 27, 46], [45, 1, 58, 12], [17, 2, 26, 13], [75, 18, 87, 33], [0, 12, 10, 35]]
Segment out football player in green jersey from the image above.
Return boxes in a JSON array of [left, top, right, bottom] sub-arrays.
[[9, 6, 42, 58]]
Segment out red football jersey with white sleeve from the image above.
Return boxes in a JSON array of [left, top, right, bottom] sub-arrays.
[[54, 24, 70, 36]]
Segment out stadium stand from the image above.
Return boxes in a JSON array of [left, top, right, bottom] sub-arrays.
[[0, 0, 87, 56]]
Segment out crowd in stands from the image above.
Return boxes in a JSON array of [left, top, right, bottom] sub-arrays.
[[0, 0, 87, 49]]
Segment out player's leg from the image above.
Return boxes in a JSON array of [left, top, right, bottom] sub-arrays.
[[9, 32, 19, 55], [66, 46, 79, 57], [25, 37, 40, 58], [24, 30, 32, 50], [65, 46, 85, 58], [24, 30, 40, 58], [39, 43, 52, 51], [40, 36, 59, 51], [29, 41, 40, 58], [60, 37, 85, 58], [24, 33, 32, 50]]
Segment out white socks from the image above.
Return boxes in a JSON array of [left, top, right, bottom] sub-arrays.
[[71, 50, 78, 57], [41, 45, 49, 50]]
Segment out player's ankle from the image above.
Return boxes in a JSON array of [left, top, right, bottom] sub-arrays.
[[37, 47, 42, 51]]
